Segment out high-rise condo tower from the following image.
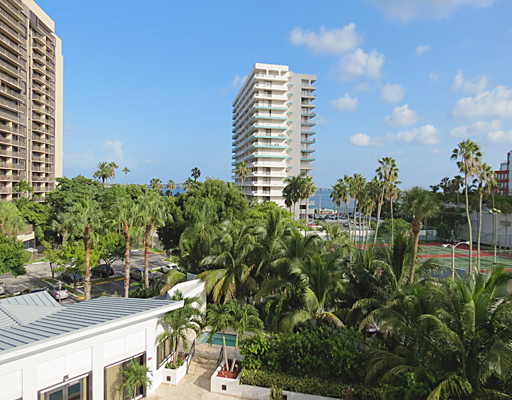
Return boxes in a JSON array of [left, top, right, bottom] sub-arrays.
[[232, 63, 316, 218], [0, 0, 63, 201]]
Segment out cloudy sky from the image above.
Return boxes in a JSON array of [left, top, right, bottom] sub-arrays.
[[39, 0, 512, 188]]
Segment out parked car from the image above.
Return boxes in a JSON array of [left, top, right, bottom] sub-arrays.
[[130, 268, 156, 281], [161, 263, 181, 273], [47, 284, 69, 300], [61, 271, 83, 284], [0, 282, 4, 296], [92, 264, 115, 278]]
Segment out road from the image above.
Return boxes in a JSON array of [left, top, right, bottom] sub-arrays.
[[0, 250, 170, 305]]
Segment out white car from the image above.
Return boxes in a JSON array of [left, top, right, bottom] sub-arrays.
[[161, 263, 181, 273]]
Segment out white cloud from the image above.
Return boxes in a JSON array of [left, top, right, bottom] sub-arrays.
[[315, 114, 331, 125], [416, 45, 430, 55], [63, 149, 96, 169], [289, 24, 361, 55], [382, 83, 406, 103], [393, 124, 440, 144], [429, 148, 445, 154], [366, 0, 495, 22], [350, 124, 439, 146], [452, 86, 512, 119], [486, 130, 512, 144], [230, 74, 247, 89], [354, 82, 370, 92], [449, 119, 502, 137], [349, 133, 383, 147], [330, 93, 359, 112], [383, 104, 419, 126], [430, 72, 439, 81], [331, 48, 385, 81], [452, 69, 488, 93], [103, 140, 124, 163]]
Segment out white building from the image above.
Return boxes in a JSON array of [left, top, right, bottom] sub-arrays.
[[0, 291, 184, 400], [232, 63, 316, 218]]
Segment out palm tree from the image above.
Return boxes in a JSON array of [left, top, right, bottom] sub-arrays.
[[158, 291, 203, 367], [118, 359, 152, 400], [227, 301, 264, 371], [191, 167, 201, 182], [348, 174, 366, 245], [374, 157, 398, 245], [14, 179, 33, 199], [166, 179, 176, 196], [111, 197, 140, 297], [451, 139, 483, 273], [452, 175, 465, 204], [474, 163, 497, 269], [440, 176, 451, 202], [183, 177, 194, 191], [387, 182, 400, 243], [149, 178, 162, 193], [206, 302, 233, 368], [108, 162, 119, 185], [400, 187, 439, 283], [299, 174, 316, 222], [197, 220, 259, 304], [283, 175, 301, 216], [67, 196, 104, 300], [235, 161, 250, 188], [93, 161, 110, 186], [0, 201, 26, 236], [122, 167, 130, 185], [136, 191, 168, 290]]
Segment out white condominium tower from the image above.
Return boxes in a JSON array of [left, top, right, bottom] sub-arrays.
[[0, 0, 63, 201], [232, 63, 316, 218]]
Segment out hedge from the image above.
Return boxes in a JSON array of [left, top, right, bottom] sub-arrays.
[[240, 369, 383, 400]]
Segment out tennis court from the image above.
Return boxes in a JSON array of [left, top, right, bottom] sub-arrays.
[[419, 243, 512, 270]]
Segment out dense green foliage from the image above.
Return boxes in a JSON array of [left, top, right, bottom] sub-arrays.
[[0, 234, 30, 276]]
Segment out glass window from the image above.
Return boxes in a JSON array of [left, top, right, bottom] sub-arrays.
[[105, 354, 146, 400], [157, 337, 173, 368], [39, 375, 91, 400]]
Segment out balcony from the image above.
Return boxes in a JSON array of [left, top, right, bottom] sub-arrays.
[[0, 135, 24, 146], [0, 148, 26, 157], [0, 95, 24, 113], [32, 124, 53, 135], [32, 73, 45, 85], [0, 123, 24, 135], [0, 5, 24, 34], [0, 161, 24, 169], [0, 0, 24, 20], [0, 83, 21, 100], [0, 173, 26, 181], [301, 112, 316, 117], [31, 165, 53, 173], [301, 122, 316, 126], [0, 107, 22, 123], [301, 139, 316, 144], [31, 175, 51, 182], [31, 133, 54, 144], [0, 44, 24, 67]]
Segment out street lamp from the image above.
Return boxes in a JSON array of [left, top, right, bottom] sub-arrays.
[[442, 241, 471, 279], [489, 208, 502, 266]]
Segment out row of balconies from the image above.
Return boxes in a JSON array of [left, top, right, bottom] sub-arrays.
[[0, 3, 25, 34], [232, 131, 287, 149], [31, 174, 52, 182], [0, 106, 22, 123], [0, 0, 24, 20], [31, 133, 54, 144], [0, 32, 25, 58], [0, 93, 24, 112], [0, 134, 24, 146], [0, 122, 24, 135], [33, 183, 54, 192], [0, 42, 24, 67], [0, 147, 25, 157], [32, 123, 53, 135], [0, 8, 24, 41], [0, 160, 24, 169], [32, 143, 53, 153], [0, 68, 23, 91], [0, 82, 22, 100], [32, 166, 54, 173], [32, 154, 54, 163], [0, 172, 26, 181]]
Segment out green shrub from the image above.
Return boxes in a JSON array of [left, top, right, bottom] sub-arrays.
[[269, 384, 282, 400], [165, 357, 184, 369], [265, 327, 366, 381], [241, 369, 383, 400], [240, 335, 270, 370]]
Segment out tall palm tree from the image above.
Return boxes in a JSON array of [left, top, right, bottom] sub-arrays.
[[166, 179, 176, 196], [440, 176, 451, 202], [158, 291, 203, 367], [452, 175, 465, 204], [474, 163, 497, 269], [183, 177, 194, 191], [66, 196, 104, 300], [137, 191, 168, 290], [122, 167, 130, 185], [13, 179, 33, 199], [191, 167, 201, 182], [227, 301, 264, 371], [149, 178, 163, 193], [374, 157, 398, 245], [197, 220, 260, 304], [111, 197, 140, 297], [93, 161, 110, 186], [206, 303, 233, 368], [348, 174, 366, 245], [235, 161, 250, 188], [451, 139, 483, 273], [400, 187, 439, 283], [283, 175, 301, 216], [298, 174, 316, 222], [342, 175, 352, 240], [108, 162, 119, 185], [118, 359, 152, 400]]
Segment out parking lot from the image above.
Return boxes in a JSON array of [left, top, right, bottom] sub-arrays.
[[0, 250, 171, 305]]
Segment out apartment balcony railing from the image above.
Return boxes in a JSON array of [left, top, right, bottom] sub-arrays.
[[32, 166, 53, 173], [32, 53, 45, 63], [0, 3, 24, 33], [0, 44, 24, 67], [0, 11, 22, 41], [31, 175, 51, 182], [31, 29, 45, 42], [31, 113, 46, 123], [0, 0, 24, 20], [0, 95, 24, 112], [0, 63, 23, 85], [0, 173, 26, 181], [0, 33, 25, 57], [0, 148, 25, 157], [0, 135, 25, 146], [31, 155, 53, 163], [45, 80, 55, 89], [0, 123, 24, 135], [32, 124, 53, 135], [0, 83, 21, 100], [32, 73, 45, 85], [45, 58, 55, 70], [0, 107, 22, 122], [0, 186, 14, 193], [31, 134, 54, 145], [32, 42, 45, 52]]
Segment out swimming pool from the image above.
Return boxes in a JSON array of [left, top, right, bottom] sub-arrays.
[[198, 332, 237, 347]]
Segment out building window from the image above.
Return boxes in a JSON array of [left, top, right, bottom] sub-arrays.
[[157, 337, 173, 368], [104, 354, 146, 400], [38, 374, 91, 400]]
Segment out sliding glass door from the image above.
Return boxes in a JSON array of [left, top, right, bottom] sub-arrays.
[[104, 354, 145, 400], [39, 375, 91, 400]]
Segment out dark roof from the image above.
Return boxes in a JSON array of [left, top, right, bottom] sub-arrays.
[[0, 297, 178, 355]]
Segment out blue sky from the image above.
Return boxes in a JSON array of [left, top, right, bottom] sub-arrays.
[[37, 0, 512, 189]]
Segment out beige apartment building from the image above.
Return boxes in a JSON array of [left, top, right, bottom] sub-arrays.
[[0, 0, 62, 202], [232, 63, 316, 218]]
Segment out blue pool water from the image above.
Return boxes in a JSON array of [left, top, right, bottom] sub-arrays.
[[198, 332, 237, 347]]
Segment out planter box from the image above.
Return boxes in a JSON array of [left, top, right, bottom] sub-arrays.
[[162, 354, 192, 386], [210, 362, 338, 400]]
